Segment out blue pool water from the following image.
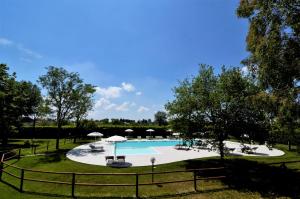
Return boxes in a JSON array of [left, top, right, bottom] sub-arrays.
[[115, 140, 182, 155]]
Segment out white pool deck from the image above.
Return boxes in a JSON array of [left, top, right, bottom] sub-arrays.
[[66, 139, 285, 167]]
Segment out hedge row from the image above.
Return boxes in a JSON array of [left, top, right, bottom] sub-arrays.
[[15, 126, 170, 139]]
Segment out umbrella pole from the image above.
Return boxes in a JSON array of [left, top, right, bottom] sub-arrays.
[[114, 143, 116, 159]]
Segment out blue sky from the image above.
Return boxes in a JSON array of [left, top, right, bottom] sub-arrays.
[[0, 0, 249, 120]]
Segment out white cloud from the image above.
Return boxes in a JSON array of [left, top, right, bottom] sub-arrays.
[[17, 45, 42, 59], [137, 106, 150, 113], [95, 98, 111, 109], [121, 82, 135, 92], [92, 82, 139, 115], [0, 37, 42, 59], [135, 91, 142, 96], [95, 82, 137, 99], [95, 86, 122, 99], [104, 103, 117, 110], [130, 102, 136, 107], [0, 38, 13, 46], [20, 57, 32, 63], [115, 102, 130, 111], [94, 98, 117, 111]]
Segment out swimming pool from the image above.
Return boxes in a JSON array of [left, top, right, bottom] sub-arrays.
[[116, 140, 182, 155]]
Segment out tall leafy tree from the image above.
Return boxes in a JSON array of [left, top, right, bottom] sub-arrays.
[[154, 111, 168, 126], [31, 97, 51, 139], [165, 78, 200, 141], [192, 65, 228, 158], [237, 0, 300, 93], [0, 64, 41, 145], [237, 0, 300, 149], [166, 64, 269, 159], [72, 84, 95, 143], [39, 66, 93, 149], [17, 81, 43, 139], [277, 93, 300, 150]]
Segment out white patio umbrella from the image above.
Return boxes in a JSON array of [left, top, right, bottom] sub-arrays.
[[172, 132, 181, 136], [146, 129, 155, 137], [105, 135, 127, 158], [125, 129, 134, 132], [87, 132, 103, 141]]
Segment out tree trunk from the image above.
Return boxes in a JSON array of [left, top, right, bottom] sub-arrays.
[[0, 126, 8, 146], [32, 116, 36, 139], [74, 118, 80, 144], [219, 139, 224, 160], [1, 128, 8, 146], [56, 123, 61, 150], [287, 124, 293, 151], [218, 130, 225, 161]]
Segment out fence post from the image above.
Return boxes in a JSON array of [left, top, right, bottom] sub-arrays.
[[47, 141, 49, 151], [1, 154, 4, 163], [0, 161, 3, 180], [136, 173, 139, 198], [18, 149, 21, 160], [34, 146, 37, 154], [71, 173, 76, 197], [193, 170, 197, 191], [20, 169, 24, 192]]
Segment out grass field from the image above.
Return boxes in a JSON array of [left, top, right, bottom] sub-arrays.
[[1, 139, 300, 199]]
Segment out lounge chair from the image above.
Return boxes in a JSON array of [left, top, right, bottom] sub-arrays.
[[105, 156, 114, 164], [174, 144, 189, 150], [116, 155, 126, 163], [251, 147, 258, 153], [241, 145, 256, 154], [137, 136, 142, 139], [89, 144, 104, 152]]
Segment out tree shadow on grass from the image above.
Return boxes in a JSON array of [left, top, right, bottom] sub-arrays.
[[23, 190, 137, 199], [0, 143, 25, 151], [182, 158, 300, 198], [0, 179, 19, 191], [38, 150, 69, 164]]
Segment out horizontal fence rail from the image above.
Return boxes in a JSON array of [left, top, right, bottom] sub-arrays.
[[0, 150, 226, 198]]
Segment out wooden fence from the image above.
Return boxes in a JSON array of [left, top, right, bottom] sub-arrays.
[[0, 150, 226, 198]]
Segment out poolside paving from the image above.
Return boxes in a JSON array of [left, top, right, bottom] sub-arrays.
[[66, 140, 284, 167]]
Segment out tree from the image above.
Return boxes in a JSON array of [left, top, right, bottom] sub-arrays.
[[18, 81, 43, 139], [218, 67, 269, 144], [277, 93, 300, 150], [154, 111, 168, 126], [237, 0, 300, 93], [166, 64, 269, 159], [192, 65, 228, 159], [0, 64, 42, 145], [39, 66, 92, 149], [165, 77, 200, 141], [237, 0, 300, 149], [72, 84, 95, 128], [31, 98, 51, 138], [72, 84, 95, 143]]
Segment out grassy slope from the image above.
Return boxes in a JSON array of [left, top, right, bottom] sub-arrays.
[[0, 139, 300, 198]]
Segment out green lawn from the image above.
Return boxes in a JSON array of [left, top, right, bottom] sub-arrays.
[[1, 139, 300, 198]]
